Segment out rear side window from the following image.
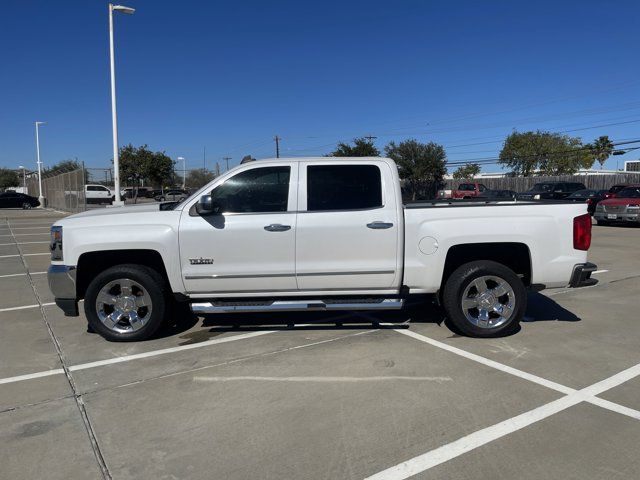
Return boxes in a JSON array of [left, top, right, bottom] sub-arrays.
[[307, 164, 382, 211], [210, 166, 290, 213], [458, 184, 475, 191]]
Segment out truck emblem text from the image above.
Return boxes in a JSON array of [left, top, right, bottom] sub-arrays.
[[189, 257, 214, 265]]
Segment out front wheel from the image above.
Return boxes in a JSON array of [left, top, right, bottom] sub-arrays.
[[22, 202, 33, 210], [442, 260, 526, 337], [84, 264, 168, 341]]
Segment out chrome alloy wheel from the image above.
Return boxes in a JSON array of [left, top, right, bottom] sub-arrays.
[[95, 278, 153, 334], [461, 275, 516, 329]]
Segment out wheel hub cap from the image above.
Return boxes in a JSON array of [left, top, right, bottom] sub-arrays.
[[461, 275, 516, 329], [95, 278, 153, 334]]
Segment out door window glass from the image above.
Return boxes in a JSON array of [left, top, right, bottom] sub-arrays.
[[210, 166, 290, 213], [307, 164, 382, 211]]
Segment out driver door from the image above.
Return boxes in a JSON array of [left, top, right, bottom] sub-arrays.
[[179, 163, 298, 294]]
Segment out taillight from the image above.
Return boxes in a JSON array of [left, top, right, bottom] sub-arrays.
[[573, 213, 591, 251]]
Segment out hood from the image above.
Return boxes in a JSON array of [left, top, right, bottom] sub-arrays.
[[599, 198, 640, 206], [62, 203, 162, 220]]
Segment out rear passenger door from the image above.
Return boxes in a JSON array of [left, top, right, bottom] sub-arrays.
[[295, 161, 400, 291]]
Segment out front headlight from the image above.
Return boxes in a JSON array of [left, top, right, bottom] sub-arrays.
[[533, 194, 541, 200], [50, 226, 63, 261]]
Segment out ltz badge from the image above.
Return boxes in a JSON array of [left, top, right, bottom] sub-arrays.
[[189, 258, 214, 265]]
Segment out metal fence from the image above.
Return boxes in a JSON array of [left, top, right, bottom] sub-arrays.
[[27, 168, 86, 213], [443, 172, 640, 193]]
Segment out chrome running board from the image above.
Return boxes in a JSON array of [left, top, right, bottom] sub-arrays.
[[190, 298, 404, 314]]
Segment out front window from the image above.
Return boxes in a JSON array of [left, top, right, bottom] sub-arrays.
[[616, 187, 640, 198], [307, 164, 382, 211], [210, 166, 290, 213], [530, 183, 554, 192]]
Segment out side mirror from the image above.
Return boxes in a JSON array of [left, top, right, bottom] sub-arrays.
[[195, 195, 221, 215]]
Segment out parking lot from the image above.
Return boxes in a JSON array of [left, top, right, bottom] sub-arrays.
[[1, 208, 639, 480]]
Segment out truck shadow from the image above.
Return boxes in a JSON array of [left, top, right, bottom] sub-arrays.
[[168, 293, 580, 345]]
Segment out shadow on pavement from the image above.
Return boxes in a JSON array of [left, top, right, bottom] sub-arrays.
[[523, 292, 581, 323]]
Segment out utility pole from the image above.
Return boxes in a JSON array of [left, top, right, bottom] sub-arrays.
[[215, 162, 220, 176], [203, 146, 206, 171], [274, 135, 280, 158], [222, 157, 231, 172], [364, 135, 377, 143]]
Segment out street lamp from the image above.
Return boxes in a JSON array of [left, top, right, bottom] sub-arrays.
[[34, 121, 45, 206], [18, 166, 26, 193], [108, 3, 135, 206], [178, 157, 186, 189]]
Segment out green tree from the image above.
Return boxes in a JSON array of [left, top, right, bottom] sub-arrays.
[[499, 130, 592, 176], [186, 169, 216, 189], [452, 163, 481, 180], [328, 137, 380, 157], [588, 135, 614, 169], [0, 168, 19, 189], [384, 139, 447, 201], [119, 144, 175, 187]]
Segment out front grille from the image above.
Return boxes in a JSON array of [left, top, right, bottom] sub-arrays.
[[602, 205, 626, 213]]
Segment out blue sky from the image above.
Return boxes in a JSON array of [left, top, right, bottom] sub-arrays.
[[2, 0, 640, 172]]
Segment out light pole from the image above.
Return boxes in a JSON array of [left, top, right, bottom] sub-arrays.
[[34, 121, 45, 206], [178, 157, 186, 189], [109, 3, 135, 206], [18, 166, 26, 193]]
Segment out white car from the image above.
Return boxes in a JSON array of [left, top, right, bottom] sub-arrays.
[[85, 184, 114, 205], [48, 157, 596, 341]]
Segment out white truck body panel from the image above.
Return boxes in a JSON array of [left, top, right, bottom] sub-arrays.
[[52, 157, 590, 300]]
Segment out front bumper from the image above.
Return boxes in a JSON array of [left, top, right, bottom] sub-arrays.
[[594, 212, 640, 223], [47, 265, 79, 316], [569, 262, 598, 288]]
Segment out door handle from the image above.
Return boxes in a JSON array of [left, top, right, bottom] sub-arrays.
[[264, 224, 291, 232], [367, 221, 394, 229]]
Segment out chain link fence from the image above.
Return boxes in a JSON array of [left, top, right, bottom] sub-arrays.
[[27, 168, 86, 213]]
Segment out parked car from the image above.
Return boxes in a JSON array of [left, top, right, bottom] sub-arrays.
[[477, 189, 517, 201], [566, 189, 608, 215], [155, 189, 189, 202], [604, 184, 629, 199], [0, 191, 40, 209], [48, 157, 596, 342], [517, 182, 586, 201], [594, 184, 640, 226], [85, 185, 114, 205], [121, 187, 151, 199], [451, 182, 488, 199]]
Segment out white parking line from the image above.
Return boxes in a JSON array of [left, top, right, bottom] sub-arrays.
[[0, 302, 55, 312], [0, 271, 47, 279], [0, 329, 277, 385], [365, 330, 640, 480], [0, 241, 49, 246], [6, 226, 51, 230], [0, 233, 49, 237], [592, 269, 609, 274], [0, 253, 49, 259]]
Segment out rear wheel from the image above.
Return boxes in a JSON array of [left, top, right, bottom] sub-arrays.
[[442, 260, 526, 337], [84, 264, 168, 341], [22, 202, 32, 210]]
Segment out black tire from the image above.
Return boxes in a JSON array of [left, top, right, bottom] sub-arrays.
[[84, 264, 168, 342], [442, 260, 526, 338], [22, 202, 32, 210]]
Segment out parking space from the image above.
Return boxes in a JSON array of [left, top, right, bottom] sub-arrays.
[[1, 210, 639, 479]]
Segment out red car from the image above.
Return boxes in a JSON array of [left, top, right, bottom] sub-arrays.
[[451, 182, 488, 199], [604, 184, 629, 199], [594, 184, 640, 226]]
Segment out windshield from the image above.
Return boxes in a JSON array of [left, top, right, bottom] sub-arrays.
[[530, 183, 554, 192], [615, 187, 640, 198], [568, 189, 596, 198]]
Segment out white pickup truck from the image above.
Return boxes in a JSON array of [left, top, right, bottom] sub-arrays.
[[48, 157, 596, 341]]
